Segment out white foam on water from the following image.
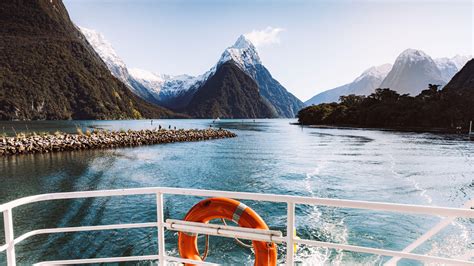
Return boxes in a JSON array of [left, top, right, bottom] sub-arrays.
[[297, 164, 350, 265], [387, 140, 472, 262], [388, 153, 433, 204]]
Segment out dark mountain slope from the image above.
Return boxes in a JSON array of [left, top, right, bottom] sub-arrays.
[[218, 36, 303, 117], [186, 62, 277, 118], [254, 64, 304, 117], [0, 0, 175, 120], [443, 59, 474, 91]]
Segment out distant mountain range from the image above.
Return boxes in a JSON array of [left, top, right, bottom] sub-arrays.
[[305, 64, 392, 106], [0, 0, 174, 120], [434, 55, 471, 82], [299, 58, 474, 131], [82, 28, 303, 118], [1, 0, 470, 121], [305, 49, 471, 105]]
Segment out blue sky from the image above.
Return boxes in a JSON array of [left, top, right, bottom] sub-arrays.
[[65, 0, 472, 101]]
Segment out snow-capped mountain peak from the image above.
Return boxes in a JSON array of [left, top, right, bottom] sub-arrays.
[[79, 27, 126, 70], [128, 68, 211, 101], [354, 64, 392, 82], [233, 35, 255, 50], [434, 54, 472, 82], [128, 68, 164, 96], [81, 27, 302, 116], [80, 26, 204, 106], [129, 68, 164, 83], [306, 63, 393, 106], [380, 48, 445, 95], [218, 35, 262, 70], [397, 48, 431, 63], [451, 55, 472, 70]]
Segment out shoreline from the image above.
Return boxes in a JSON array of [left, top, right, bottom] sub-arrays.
[[0, 128, 236, 156], [294, 123, 465, 135]]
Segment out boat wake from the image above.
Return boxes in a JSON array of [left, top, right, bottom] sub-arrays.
[[387, 146, 472, 263], [297, 165, 349, 265]]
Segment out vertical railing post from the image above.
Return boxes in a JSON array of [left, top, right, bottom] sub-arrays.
[[286, 202, 295, 265], [3, 209, 16, 266], [156, 192, 165, 266]]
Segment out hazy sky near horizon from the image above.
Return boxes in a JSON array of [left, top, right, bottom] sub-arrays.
[[64, 0, 472, 101]]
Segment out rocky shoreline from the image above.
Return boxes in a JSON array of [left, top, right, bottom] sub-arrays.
[[0, 128, 236, 156]]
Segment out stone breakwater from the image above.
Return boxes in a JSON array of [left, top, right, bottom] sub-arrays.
[[0, 129, 237, 156]]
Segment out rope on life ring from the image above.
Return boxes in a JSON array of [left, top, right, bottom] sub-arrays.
[[178, 197, 278, 266], [220, 218, 253, 248]]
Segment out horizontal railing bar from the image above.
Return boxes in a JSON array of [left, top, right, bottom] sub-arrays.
[[14, 222, 157, 246], [11, 221, 284, 249], [34, 255, 218, 265], [167, 219, 283, 237], [295, 238, 474, 265], [11, 221, 283, 252], [167, 222, 285, 244], [0, 188, 158, 212], [0, 243, 7, 253], [1, 187, 472, 218], [33, 255, 219, 266], [33, 255, 160, 265], [164, 255, 220, 265]]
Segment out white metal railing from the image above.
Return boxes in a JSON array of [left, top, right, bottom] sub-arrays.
[[0, 187, 473, 265]]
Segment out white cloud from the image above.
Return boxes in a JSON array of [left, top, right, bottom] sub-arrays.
[[244, 27, 285, 47]]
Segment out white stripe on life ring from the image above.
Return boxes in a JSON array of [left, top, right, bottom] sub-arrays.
[[232, 202, 248, 223]]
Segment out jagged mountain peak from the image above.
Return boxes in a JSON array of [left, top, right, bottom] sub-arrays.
[[80, 26, 206, 108], [79, 26, 164, 100], [216, 34, 302, 117], [233, 35, 255, 50], [82, 27, 302, 117], [219, 35, 262, 69]]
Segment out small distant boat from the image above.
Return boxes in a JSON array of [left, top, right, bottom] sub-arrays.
[[212, 117, 220, 123]]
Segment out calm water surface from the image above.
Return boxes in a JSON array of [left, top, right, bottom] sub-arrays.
[[0, 119, 472, 265]]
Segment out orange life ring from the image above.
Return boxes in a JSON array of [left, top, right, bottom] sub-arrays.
[[178, 197, 277, 266]]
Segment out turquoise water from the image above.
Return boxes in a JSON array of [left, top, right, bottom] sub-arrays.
[[0, 119, 472, 265]]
